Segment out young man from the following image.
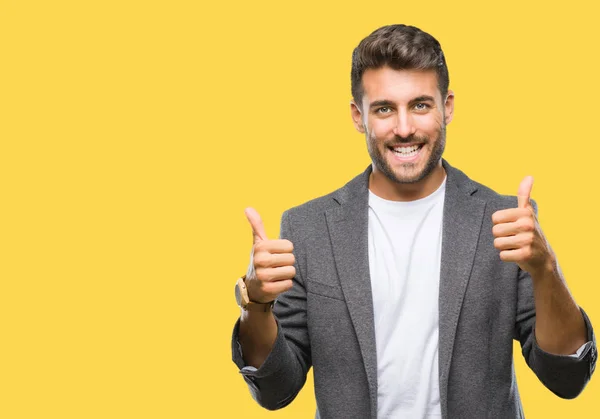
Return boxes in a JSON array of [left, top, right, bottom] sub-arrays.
[[231, 24, 596, 418]]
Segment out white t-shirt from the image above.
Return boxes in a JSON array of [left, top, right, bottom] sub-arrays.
[[368, 176, 446, 418]]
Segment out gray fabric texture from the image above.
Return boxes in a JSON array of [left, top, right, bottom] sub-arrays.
[[231, 159, 597, 418]]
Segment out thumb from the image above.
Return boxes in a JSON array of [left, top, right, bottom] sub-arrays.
[[517, 176, 534, 209], [245, 207, 268, 243]]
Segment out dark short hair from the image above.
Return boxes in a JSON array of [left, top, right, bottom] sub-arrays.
[[351, 24, 449, 107]]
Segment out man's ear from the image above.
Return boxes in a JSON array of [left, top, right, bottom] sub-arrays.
[[444, 90, 455, 125], [350, 101, 365, 134]]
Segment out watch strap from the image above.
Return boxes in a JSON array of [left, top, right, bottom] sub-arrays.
[[243, 300, 275, 312]]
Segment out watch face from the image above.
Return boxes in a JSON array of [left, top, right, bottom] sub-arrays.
[[235, 282, 242, 306]]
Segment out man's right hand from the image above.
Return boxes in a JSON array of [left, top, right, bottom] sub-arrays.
[[244, 207, 296, 303]]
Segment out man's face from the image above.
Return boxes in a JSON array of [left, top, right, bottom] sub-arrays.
[[351, 67, 454, 184]]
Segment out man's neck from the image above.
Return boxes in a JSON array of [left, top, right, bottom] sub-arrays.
[[369, 162, 446, 202]]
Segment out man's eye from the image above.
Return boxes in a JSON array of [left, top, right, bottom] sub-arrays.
[[376, 107, 392, 113], [414, 103, 430, 111]]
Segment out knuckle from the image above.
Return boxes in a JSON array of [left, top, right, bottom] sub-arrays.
[[284, 239, 294, 251], [517, 218, 533, 231], [522, 220, 534, 231], [261, 282, 275, 295], [253, 253, 268, 267], [262, 280, 276, 293], [255, 268, 269, 282], [264, 253, 274, 267]]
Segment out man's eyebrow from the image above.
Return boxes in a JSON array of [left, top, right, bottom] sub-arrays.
[[410, 95, 435, 103], [369, 100, 395, 109]]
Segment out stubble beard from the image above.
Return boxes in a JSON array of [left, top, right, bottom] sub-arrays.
[[366, 123, 446, 184]]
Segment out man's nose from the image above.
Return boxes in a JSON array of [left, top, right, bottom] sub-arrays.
[[392, 111, 416, 139]]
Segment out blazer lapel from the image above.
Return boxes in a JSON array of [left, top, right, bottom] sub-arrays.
[[325, 166, 378, 419], [438, 160, 487, 418]]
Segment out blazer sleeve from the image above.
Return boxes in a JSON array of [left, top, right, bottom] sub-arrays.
[[514, 200, 597, 399], [231, 210, 312, 410]]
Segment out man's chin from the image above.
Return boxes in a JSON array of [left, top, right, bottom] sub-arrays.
[[385, 167, 424, 184], [386, 161, 423, 181]]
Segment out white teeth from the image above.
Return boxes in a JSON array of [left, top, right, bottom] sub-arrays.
[[392, 144, 421, 157]]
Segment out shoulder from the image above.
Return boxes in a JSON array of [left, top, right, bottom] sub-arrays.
[[447, 162, 538, 213], [282, 165, 370, 222], [472, 179, 516, 207]]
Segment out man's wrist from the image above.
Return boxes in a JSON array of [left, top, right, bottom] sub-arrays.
[[236, 275, 275, 312], [530, 254, 559, 283]]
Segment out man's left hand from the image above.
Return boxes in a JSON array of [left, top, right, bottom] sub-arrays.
[[491, 176, 555, 276]]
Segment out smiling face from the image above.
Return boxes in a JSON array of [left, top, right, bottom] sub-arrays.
[[351, 66, 454, 200]]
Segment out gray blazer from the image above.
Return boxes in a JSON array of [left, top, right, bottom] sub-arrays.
[[232, 160, 596, 418]]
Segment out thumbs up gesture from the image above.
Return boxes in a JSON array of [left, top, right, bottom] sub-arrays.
[[492, 176, 555, 275], [244, 207, 296, 303]]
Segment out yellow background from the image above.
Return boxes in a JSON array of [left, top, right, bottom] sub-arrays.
[[1, 0, 598, 417]]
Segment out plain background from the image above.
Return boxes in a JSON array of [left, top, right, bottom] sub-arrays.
[[1, 0, 598, 417]]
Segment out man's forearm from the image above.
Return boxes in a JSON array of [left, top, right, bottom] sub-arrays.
[[531, 257, 587, 355], [238, 310, 278, 368]]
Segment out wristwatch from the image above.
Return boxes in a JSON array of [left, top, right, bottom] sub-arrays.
[[235, 275, 275, 312]]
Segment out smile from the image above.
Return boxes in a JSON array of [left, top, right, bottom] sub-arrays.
[[389, 144, 424, 161]]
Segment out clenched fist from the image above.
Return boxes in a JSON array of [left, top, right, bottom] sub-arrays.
[[492, 176, 555, 275], [244, 207, 296, 303]]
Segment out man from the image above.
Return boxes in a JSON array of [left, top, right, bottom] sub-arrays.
[[231, 24, 596, 418]]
